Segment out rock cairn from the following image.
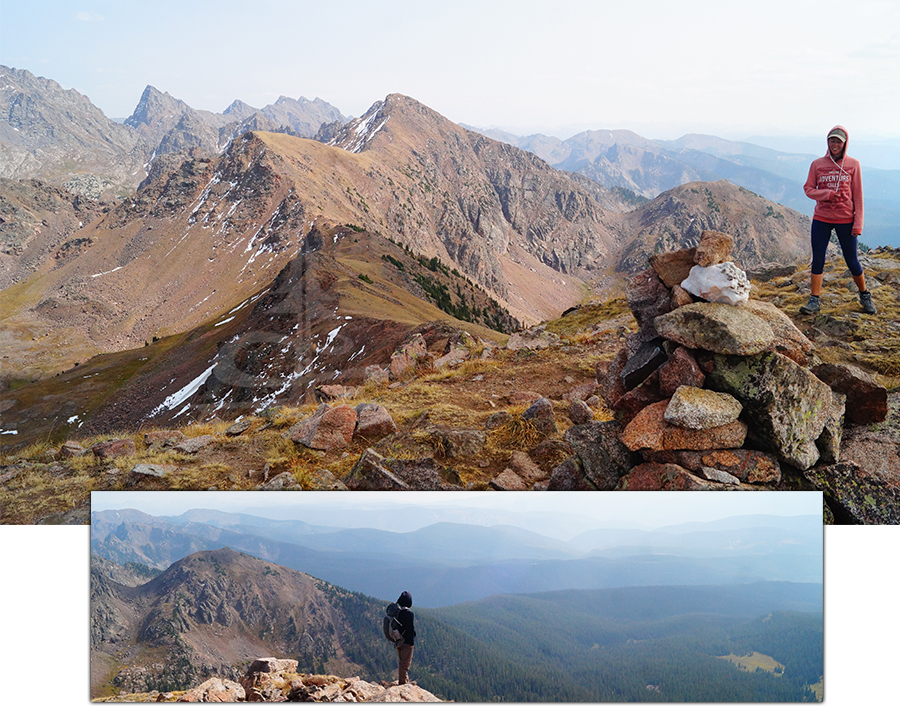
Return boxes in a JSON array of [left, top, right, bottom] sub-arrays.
[[549, 230, 898, 522]]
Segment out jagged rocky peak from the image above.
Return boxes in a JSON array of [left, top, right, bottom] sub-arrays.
[[223, 98, 258, 118], [327, 98, 389, 153], [90, 546, 443, 700], [0, 64, 142, 184], [327, 93, 456, 153], [125, 85, 187, 128]]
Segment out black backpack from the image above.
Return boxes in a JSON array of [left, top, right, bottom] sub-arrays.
[[382, 602, 404, 647]]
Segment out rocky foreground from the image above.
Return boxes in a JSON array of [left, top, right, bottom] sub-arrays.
[[93, 657, 442, 703], [5, 235, 900, 526]]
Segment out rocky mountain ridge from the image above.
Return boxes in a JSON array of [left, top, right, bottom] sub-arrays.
[[0, 66, 346, 198], [0, 66, 147, 196], [90, 547, 396, 699], [474, 126, 813, 206], [1, 93, 810, 389], [124, 84, 347, 160]]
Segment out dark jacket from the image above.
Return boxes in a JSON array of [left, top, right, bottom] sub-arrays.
[[396, 591, 416, 646]]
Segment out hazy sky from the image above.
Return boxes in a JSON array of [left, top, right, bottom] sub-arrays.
[[91, 490, 823, 529], [3, 0, 899, 140]]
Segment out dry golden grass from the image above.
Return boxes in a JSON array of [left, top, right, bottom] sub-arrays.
[[485, 417, 543, 452], [751, 253, 900, 387], [544, 297, 632, 338], [0, 468, 93, 524], [6, 248, 900, 522]]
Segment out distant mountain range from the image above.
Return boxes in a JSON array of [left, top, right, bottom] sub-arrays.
[[471, 126, 900, 249], [91, 507, 823, 607], [90, 509, 823, 701]]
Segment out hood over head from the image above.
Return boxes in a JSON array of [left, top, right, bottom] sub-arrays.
[[827, 125, 848, 159]]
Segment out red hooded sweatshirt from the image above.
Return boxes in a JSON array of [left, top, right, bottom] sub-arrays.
[[803, 125, 864, 235]]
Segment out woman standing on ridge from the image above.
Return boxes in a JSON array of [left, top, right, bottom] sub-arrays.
[[801, 125, 876, 315]]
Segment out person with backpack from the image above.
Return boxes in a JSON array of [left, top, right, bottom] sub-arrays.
[[801, 125, 875, 315], [383, 591, 416, 684]]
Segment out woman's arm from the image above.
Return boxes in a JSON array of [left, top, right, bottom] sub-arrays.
[[804, 161, 835, 202]]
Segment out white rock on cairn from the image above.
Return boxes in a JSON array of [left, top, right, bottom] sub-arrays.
[[680, 262, 751, 305]]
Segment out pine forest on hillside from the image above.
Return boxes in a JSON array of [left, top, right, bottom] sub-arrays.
[[90, 501, 824, 703]]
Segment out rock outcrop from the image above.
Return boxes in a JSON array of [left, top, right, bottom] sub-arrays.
[[94, 657, 442, 703]]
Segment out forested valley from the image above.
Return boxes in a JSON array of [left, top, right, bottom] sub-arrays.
[[319, 579, 822, 702]]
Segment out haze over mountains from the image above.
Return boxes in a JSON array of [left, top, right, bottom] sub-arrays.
[[90, 500, 823, 701], [91, 505, 823, 607], [474, 125, 900, 249]]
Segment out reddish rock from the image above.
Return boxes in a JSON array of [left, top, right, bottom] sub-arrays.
[[649, 247, 696, 288], [315, 384, 356, 402], [508, 451, 548, 481], [626, 268, 676, 335], [568, 399, 594, 425], [743, 300, 815, 366], [60, 440, 86, 458], [288, 404, 357, 451], [839, 393, 900, 485], [694, 230, 734, 266], [670, 284, 695, 308], [434, 347, 469, 369], [621, 400, 747, 452], [812, 362, 888, 425], [489, 468, 530, 490], [522, 396, 558, 436], [389, 334, 428, 380], [618, 462, 710, 490], [644, 448, 782, 484], [91, 438, 136, 460], [353, 403, 397, 441], [614, 369, 666, 426], [658, 346, 706, 397], [597, 348, 628, 410]]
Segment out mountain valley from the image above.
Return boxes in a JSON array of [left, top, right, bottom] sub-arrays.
[[90, 504, 824, 702]]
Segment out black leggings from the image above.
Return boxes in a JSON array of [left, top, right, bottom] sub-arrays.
[[810, 219, 862, 277]]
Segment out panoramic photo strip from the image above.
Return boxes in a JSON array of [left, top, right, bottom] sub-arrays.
[[90, 490, 824, 703]]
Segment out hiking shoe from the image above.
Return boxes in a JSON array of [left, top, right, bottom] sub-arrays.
[[859, 290, 877, 314], [800, 295, 821, 315]]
